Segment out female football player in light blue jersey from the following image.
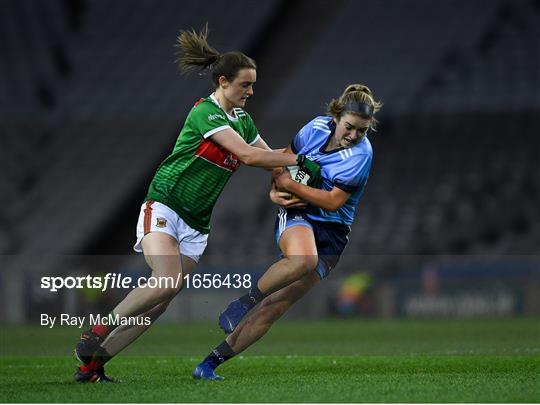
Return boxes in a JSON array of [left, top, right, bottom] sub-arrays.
[[194, 84, 383, 379]]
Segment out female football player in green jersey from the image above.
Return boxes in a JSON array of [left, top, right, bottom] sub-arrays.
[[73, 25, 319, 382]]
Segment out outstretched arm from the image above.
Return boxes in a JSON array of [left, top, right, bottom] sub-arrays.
[[211, 129, 296, 168], [250, 136, 271, 151]]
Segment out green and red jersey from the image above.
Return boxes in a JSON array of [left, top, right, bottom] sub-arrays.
[[145, 94, 260, 234]]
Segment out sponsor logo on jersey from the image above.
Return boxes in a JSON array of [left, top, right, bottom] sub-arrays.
[[287, 165, 310, 186], [156, 218, 167, 228], [195, 139, 241, 172], [294, 168, 309, 184], [207, 113, 225, 121]]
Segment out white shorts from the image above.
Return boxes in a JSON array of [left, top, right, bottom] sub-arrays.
[[133, 201, 208, 263]]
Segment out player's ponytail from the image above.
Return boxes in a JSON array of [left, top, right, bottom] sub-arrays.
[[327, 84, 383, 130], [175, 23, 220, 73], [175, 23, 257, 89]]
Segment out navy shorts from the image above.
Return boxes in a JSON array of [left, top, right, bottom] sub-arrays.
[[274, 208, 350, 279]]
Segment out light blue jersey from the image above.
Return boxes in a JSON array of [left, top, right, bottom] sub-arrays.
[[290, 116, 372, 226]]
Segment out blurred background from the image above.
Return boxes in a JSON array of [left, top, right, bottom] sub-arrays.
[[1, 0, 539, 324]]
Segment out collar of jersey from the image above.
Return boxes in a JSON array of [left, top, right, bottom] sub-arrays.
[[320, 119, 344, 154], [209, 93, 239, 121]]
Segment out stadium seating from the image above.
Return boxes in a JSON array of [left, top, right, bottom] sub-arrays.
[[2, 0, 539, 269], [2, 0, 282, 257]]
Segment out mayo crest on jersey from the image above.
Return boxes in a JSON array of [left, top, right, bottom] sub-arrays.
[[290, 116, 372, 226], [145, 94, 260, 234]]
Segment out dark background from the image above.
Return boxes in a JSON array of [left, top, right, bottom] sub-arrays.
[[1, 0, 539, 322]]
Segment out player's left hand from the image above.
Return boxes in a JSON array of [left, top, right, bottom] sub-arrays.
[[270, 170, 307, 208], [274, 167, 293, 190]]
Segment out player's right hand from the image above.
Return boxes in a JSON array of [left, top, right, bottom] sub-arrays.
[[269, 188, 307, 208]]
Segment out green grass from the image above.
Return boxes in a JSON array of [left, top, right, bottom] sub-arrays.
[[1, 319, 539, 402]]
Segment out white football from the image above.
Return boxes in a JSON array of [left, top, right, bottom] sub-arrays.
[[287, 165, 311, 185]]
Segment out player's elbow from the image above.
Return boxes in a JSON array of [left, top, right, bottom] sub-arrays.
[[238, 148, 260, 166], [234, 146, 252, 164], [322, 199, 345, 212], [239, 154, 255, 166], [323, 203, 340, 211]]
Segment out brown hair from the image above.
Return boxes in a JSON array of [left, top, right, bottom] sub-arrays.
[[175, 24, 257, 88], [327, 84, 383, 130]]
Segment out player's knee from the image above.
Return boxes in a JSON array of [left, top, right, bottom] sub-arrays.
[[148, 300, 170, 320], [289, 255, 318, 278], [151, 285, 181, 303]]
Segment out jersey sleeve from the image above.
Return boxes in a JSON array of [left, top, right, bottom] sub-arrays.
[[290, 119, 316, 153], [332, 153, 372, 193], [190, 101, 231, 139]]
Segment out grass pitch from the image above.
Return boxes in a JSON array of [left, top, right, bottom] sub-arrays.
[[1, 319, 539, 402]]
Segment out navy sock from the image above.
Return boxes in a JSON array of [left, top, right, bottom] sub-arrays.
[[203, 340, 236, 369], [239, 284, 265, 309]]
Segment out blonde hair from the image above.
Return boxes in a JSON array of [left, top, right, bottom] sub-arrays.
[[174, 24, 256, 88], [327, 84, 383, 130]]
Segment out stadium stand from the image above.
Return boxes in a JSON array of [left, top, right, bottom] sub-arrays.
[[2, 0, 539, 268], [233, 0, 540, 259], [2, 0, 282, 258]]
